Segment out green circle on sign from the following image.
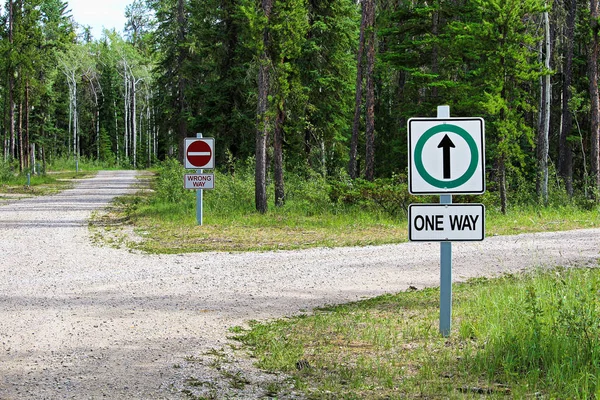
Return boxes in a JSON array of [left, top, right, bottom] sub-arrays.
[[414, 124, 478, 189]]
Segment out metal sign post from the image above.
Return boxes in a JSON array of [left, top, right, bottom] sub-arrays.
[[437, 105, 452, 337], [196, 133, 203, 225]]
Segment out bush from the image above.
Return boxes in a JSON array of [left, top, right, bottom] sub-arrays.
[[328, 176, 417, 217], [0, 160, 16, 182], [204, 161, 255, 216], [152, 158, 194, 205]]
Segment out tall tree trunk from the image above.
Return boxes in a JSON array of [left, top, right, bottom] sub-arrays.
[[89, 79, 99, 160], [499, 152, 507, 213], [147, 91, 152, 167], [588, 0, 600, 200], [9, 86, 15, 161], [41, 144, 46, 174], [499, 54, 508, 214], [68, 78, 72, 158], [8, 0, 15, 161], [177, 0, 188, 163], [24, 81, 30, 171], [124, 70, 129, 160], [18, 100, 23, 172], [255, 0, 272, 214], [431, 0, 439, 100], [364, 0, 376, 181], [274, 100, 285, 207], [559, 0, 576, 196], [591, 0, 600, 196], [114, 99, 119, 163], [349, 0, 368, 179], [537, 9, 551, 204], [131, 79, 137, 168], [74, 79, 78, 161]]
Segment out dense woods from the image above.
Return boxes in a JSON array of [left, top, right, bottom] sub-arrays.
[[1, 0, 600, 213]]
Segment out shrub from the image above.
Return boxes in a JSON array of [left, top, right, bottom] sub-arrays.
[[152, 158, 194, 205], [328, 176, 417, 217]]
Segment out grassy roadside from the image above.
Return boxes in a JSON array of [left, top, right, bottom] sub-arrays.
[[90, 159, 600, 253], [232, 267, 600, 399], [0, 171, 95, 199], [0, 156, 112, 199]]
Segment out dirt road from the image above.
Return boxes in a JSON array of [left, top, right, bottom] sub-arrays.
[[0, 171, 598, 399]]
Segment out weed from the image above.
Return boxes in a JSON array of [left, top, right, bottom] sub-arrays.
[[221, 370, 250, 390], [236, 268, 600, 399]]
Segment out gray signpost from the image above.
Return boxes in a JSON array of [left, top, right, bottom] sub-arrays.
[[438, 106, 453, 337], [408, 106, 485, 337]]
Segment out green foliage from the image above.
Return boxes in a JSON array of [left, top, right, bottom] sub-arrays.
[[459, 268, 600, 398], [46, 156, 116, 172], [204, 161, 256, 216], [0, 160, 17, 182], [2, 0, 599, 211], [152, 158, 194, 205], [235, 268, 600, 399], [329, 176, 416, 217]]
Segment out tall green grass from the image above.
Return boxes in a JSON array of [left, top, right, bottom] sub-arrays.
[[235, 268, 600, 399], [100, 158, 600, 252], [0, 158, 68, 190], [147, 158, 400, 224], [47, 156, 123, 172], [458, 268, 600, 398]]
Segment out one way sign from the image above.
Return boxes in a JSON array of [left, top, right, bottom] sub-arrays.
[[408, 118, 485, 195], [409, 204, 485, 241]]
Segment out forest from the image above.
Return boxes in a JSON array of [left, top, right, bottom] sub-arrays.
[[1, 0, 599, 214]]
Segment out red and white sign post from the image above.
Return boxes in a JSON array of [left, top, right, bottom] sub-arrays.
[[184, 135, 215, 225]]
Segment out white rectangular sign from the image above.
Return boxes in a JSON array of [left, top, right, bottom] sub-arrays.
[[408, 118, 485, 195], [184, 174, 215, 190], [409, 204, 485, 241]]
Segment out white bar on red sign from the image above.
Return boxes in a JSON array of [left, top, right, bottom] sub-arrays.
[[184, 174, 215, 190]]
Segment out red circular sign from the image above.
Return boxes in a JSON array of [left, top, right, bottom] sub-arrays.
[[186, 140, 212, 168]]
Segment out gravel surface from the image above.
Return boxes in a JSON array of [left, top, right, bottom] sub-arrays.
[[0, 170, 599, 399]]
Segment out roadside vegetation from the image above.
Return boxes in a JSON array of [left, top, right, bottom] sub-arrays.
[[0, 157, 102, 197], [233, 267, 600, 399], [92, 158, 600, 253]]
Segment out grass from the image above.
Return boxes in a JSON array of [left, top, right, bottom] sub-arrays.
[[91, 158, 600, 253], [0, 170, 96, 197], [0, 156, 112, 198], [234, 267, 600, 399]]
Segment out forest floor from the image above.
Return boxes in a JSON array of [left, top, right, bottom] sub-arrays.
[[0, 170, 598, 399]]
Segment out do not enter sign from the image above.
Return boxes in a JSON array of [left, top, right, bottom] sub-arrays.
[[185, 138, 215, 169]]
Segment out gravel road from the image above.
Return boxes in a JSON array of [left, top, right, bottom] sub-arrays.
[[0, 170, 599, 399]]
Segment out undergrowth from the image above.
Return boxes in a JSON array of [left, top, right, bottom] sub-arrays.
[[235, 268, 600, 399]]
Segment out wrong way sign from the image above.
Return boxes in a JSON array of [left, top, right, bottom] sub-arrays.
[[408, 118, 485, 195], [184, 174, 215, 190], [408, 204, 485, 241], [185, 138, 215, 169]]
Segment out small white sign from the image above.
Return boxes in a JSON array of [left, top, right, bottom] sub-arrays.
[[408, 118, 485, 195], [184, 174, 215, 190], [409, 204, 485, 241]]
